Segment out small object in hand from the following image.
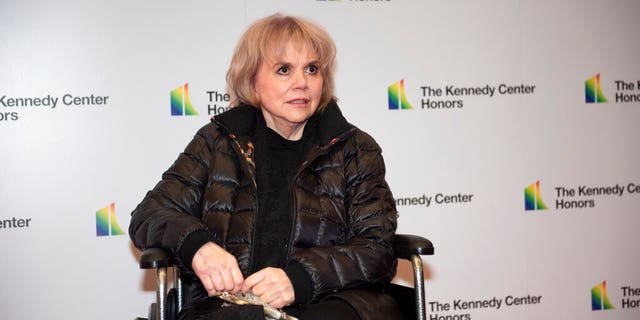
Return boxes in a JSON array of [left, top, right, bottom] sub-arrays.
[[215, 292, 298, 320]]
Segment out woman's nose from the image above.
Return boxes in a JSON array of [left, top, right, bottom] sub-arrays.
[[291, 70, 308, 89]]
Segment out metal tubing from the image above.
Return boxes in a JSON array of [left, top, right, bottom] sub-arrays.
[[174, 268, 183, 313], [411, 254, 426, 320], [157, 267, 167, 320]]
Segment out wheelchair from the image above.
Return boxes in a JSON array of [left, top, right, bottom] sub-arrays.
[[135, 234, 434, 320]]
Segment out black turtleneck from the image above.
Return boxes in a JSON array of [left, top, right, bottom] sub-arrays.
[[251, 112, 317, 304], [252, 124, 305, 270]]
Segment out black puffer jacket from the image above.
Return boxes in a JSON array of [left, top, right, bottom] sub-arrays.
[[130, 102, 399, 318]]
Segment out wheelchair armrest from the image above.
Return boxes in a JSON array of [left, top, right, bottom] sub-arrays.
[[394, 234, 434, 259], [139, 247, 173, 269], [139, 235, 434, 267]]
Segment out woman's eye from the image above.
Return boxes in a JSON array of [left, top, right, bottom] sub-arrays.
[[305, 65, 319, 74], [277, 66, 290, 74]]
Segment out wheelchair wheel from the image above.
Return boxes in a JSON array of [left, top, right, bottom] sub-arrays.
[[166, 288, 178, 320], [148, 302, 157, 320]]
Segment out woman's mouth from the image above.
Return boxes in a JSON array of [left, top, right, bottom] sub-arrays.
[[288, 98, 310, 105]]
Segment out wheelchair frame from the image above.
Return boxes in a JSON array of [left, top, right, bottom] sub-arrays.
[[137, 234, 433, 320]]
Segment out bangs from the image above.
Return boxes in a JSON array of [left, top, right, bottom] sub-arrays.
[[257, 17, 332, 69]]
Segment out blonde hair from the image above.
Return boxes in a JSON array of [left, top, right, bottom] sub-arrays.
[[226, 13, 337, 110]]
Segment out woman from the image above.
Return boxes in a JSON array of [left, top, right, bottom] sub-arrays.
[[129, 13, 400, 320]]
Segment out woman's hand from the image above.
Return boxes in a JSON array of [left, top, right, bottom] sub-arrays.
[[192, 242, 244, 296], [243, 267, 295, 308]]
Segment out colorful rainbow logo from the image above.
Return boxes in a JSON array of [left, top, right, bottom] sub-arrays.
[[592, 280, 615, 311], [585, 74, 608, 103], [388, 79, 414, 110], [524, 180, 548, 211], [171, 83, 199, 116], [96, 202, 126, 236]]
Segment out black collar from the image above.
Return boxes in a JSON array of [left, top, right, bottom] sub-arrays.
[[212, 100, 354, 146]]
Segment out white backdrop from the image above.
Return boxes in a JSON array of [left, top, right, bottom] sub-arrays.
[[1, 0, 639, 319]]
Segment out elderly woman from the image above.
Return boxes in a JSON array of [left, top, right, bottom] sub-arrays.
[[130, 14, 400, 320]]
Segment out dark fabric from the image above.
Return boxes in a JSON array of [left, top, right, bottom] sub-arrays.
[[178, 297, 264, 320], [385, 283, 417, 320], [322, 289, 402, 320], [251, 119, 307, 272], [129, 101, 399, 317], [250, 113, 317, 304], [178, 230, 216, 270], [293, 298, 360, 320], [177, 296, 360, 320], [282, 261, 313, 305]]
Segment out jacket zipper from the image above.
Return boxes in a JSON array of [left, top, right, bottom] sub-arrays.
[[285, 128, 357, 261]]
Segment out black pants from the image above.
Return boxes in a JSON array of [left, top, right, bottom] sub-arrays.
[[286, 298, 360, 320], [178, 297, 263, 320], [179, 297, 361, 320]]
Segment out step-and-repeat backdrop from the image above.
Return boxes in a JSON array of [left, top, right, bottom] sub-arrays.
[[2, 1, 639, 319]]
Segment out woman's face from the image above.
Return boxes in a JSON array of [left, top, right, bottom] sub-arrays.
[[254, 41, 323, 138]]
